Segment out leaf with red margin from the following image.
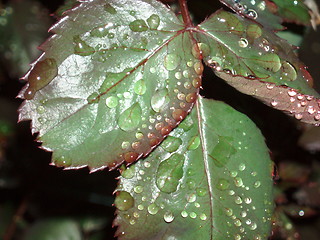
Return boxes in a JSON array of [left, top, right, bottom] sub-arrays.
[[18, 0, 203, 171]]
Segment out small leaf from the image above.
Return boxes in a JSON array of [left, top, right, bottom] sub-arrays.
[[18, 0, 203, 171], [114, 97, 274, 240], [195, 10, 320, 124]]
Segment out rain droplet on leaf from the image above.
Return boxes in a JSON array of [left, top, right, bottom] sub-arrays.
[[147, 14, 160, 30], [129, 19, 148, 32], [118, 103, 142, 131], [114, 191, 134, 211]]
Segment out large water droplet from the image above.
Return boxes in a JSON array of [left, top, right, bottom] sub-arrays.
[[281, 61, 297, 81], [74, 36, 95, 56], [238, 38, 248, 48], [234, 177, 243, 187], [156, 154, 184, 193], [24, 58, 58, 100], [129, 19, 148, 32], [164, 211, 175, 223], [146, 203, 158, 215], [161, 136, 182, 152], [114, 191, 134, 211], [118, 103, 142, 131], [217, 178, 230, 190], [187, 135, 200, 150], [106, 96, 119, 108], [151, 89, 170, 112], [147, 14, 160, 30], [134, 79, 147, 95], [255, 53, 281, 72], [54, 156, 72, 167], [164, 54, 180, 71], [121, 165, 135, 179]]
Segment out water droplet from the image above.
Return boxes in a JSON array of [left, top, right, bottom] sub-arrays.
[[121, 165, 135, 179], [129, 19, 148, 32], [250, 222, 257, 230], [114, 191, 134, 211], [147, 14, 160, 30], [244, 197, 252, 204], [196, 188, 207, 197], [240, 211, 247, 218], [235, 196, 243, 204], [121, 141, 130, 150], [234, 218, 242, 227], [74, 36, 95, 56], [151, 89, 170, 112], [193, 61, 204, 75], [54, 156, 72, 167], [156, 154, 184, 193], [144, 161, 151, 168], [133, 79, 147, 95], [187, 135, 200, 150], [164, 211, 175, 223], [118, 103, 142, 131], [172, 109, 187, 122], [255, 53, 281, 72], [147, 203, 159, 215], [186, 92, 197, 103], [192, 43, 211, 59], [161, 136, 182, 152], [181, 211, 188, 218], [246, 9, 258, 19], [138, 204, 144, 210], [235, 234, 241, 240], [192, 77, 202, 88], [239, 163, 246, 171], [238, 38, 248, 48], [225, 208, 233, 217], [164, 54, 181, 71], [134, 186, 143, 193], [217, 178, 230, 190], [234, 177, 243, 187], [186, 193, 197, 203], [24, 58, 58, 100], [281, 61, 297, 81], [189, 212, 197, 219], [104, 3, 117, 14], [200, 213, 207, 221], [253, 181, 261, 189]]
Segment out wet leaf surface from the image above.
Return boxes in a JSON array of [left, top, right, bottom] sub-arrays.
[[196, 10, 320, 124], [18, 0, 203, 171], [114, 97, 273, 240]]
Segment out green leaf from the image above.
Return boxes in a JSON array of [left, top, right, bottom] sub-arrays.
[[0, 0, 52, 77], [114, 97, 274, 240], [18, 0, 203, 171], [195, 10, 320, 124]]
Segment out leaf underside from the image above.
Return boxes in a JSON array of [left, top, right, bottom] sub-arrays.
[[18, 0, 203, 171], [114, 97, 274, 240]]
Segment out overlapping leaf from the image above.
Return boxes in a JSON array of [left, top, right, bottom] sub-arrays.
[[195, 10, 320, 124], [219, 0, 320, 30], [114, 97, 274, 240], [18, 0, 204, 171]]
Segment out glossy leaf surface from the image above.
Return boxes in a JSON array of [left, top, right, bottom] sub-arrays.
[[195, 10, 320, 124], [18, 0, 203, 171], [114, 97, 274, 240]]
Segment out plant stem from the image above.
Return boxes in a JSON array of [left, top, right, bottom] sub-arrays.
[[178, 0, 193, 28]]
